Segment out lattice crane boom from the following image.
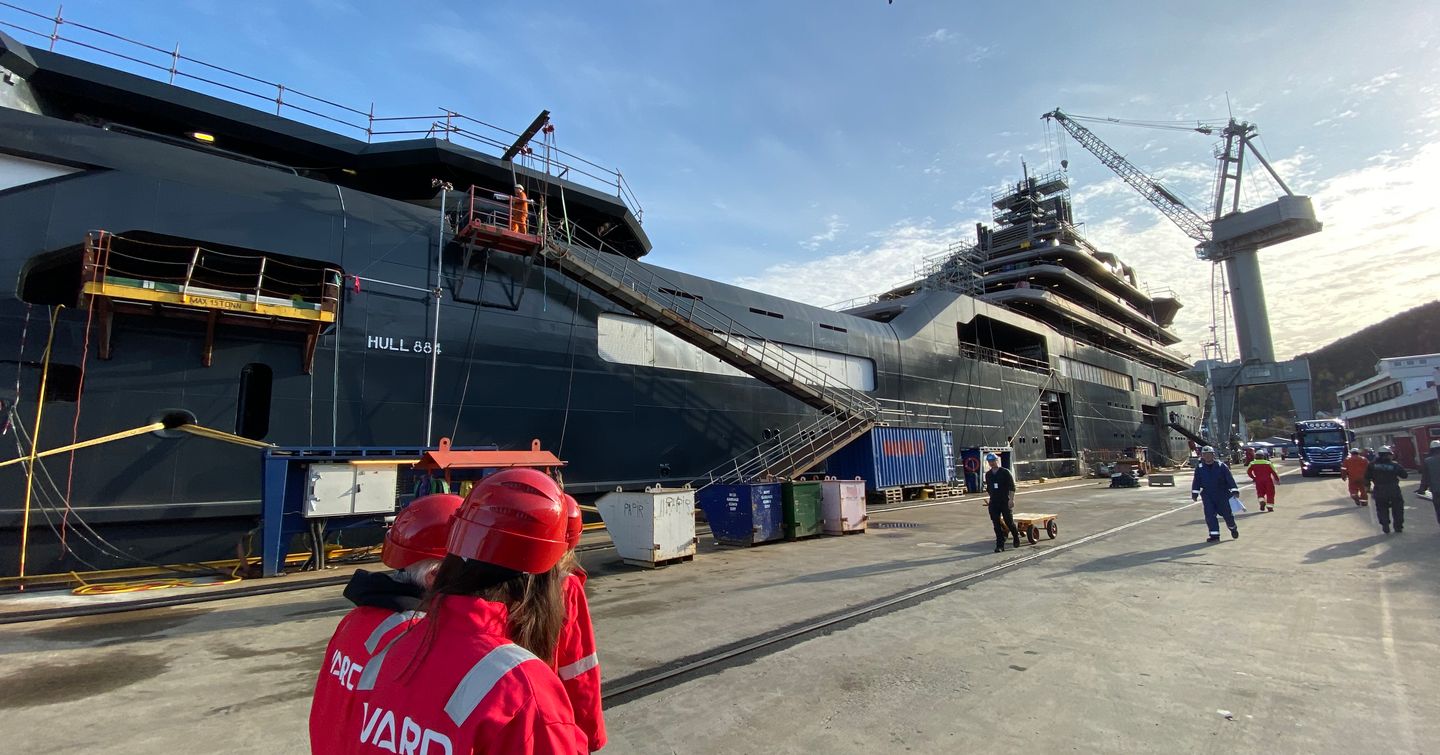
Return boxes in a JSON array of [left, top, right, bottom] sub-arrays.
[[1043, 108, 1212, 248]]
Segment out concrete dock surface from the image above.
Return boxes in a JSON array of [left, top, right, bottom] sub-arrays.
[[1, 462, 1436, 754]]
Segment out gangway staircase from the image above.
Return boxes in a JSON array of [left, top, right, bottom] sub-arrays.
[[536, 232, 879, 485]]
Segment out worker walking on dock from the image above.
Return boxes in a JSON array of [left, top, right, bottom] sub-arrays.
[[1341, 449, 1370, 506], [1365, 446, 1408, 534], [345, 468, 586, 754], [1247, 450, 1280, 512], [310, 493, 463, 754], [557, 494, 607, 752], [1418, 440, 1440, 525], [1191, 446, 1240, 542], [985, 453, 1021, 552]]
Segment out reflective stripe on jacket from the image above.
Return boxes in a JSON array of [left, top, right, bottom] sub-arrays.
[[311, 605, 423, 754], [1190, 461, 1238, 502], [1246, 459, 1279, 484], [349, 594, 586, 754], [556, 570, 605, 752]]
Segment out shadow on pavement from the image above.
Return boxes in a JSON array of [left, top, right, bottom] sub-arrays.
[[1048, 540, 1214, 577], [1298, 506, 1365, 520], [1302, 534, 1388, 564]]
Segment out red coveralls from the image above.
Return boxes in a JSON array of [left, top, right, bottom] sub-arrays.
[[1246, 459, 1280, 508], [347, 594, 586, 755], [311, 605, 423, 754], [556, 571, 605, 752]]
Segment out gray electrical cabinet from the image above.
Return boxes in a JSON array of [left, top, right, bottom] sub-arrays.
[[303, 463, 399, 518]]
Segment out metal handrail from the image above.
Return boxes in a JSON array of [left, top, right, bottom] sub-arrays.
[[545, 222, 879, 419], [87, 232, 341, 315], [0, 2, 642, 220], [692, 410, 874, 486]]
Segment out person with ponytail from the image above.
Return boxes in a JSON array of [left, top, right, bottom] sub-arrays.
[[554, 495, 605, 751], [345, 469, 585, 754]]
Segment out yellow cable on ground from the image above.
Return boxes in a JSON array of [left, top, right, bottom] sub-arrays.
[[69, 571, 242, 596], [18, 306, 62, 585]]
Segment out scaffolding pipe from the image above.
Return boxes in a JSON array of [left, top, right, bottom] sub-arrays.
[[425, 185, 447, 444]]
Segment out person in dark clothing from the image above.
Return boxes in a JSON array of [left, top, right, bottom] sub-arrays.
[[1418, 440, 1440, 526], [984, 453, 1020, 552], [1190, 445, 1239, 542], [1365, 445, 1409, 534]]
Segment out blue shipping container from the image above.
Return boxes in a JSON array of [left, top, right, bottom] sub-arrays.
[[696, 483, 783, 545], [826, 427, 955, 491]]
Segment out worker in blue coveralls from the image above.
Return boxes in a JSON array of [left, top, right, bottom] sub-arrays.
[[1191, 445, 1240, 542]]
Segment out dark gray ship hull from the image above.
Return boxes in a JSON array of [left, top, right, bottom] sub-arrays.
[[0, 71, 1205, 579]]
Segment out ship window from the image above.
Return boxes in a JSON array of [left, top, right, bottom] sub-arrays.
[[748, 307, 784, 319], [658, 287, 702, 301], [819, 323, 848, 333], [236, 363, 273, 440]]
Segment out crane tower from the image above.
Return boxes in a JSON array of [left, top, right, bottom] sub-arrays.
[[1043, 109, 1323, 443]]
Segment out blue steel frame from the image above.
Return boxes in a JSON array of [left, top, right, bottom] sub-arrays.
[[259, 444, 496, 577]]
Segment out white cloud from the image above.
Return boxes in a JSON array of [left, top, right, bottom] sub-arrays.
[[924, 28, 954, 44], [1086, 141, 1440, 360], [1348, 71, 1401, 97], [966, 45, 994, 63], [729, 140, 1440, 363], [732, 221, 970, 307], [800, 214, 848, 251]]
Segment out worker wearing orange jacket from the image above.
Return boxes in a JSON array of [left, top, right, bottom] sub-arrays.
[[1340, 448, 1369, 506], [310, 493, 463, 754], [1246, 450, 1281, 512], [510, 184, 530, 234]]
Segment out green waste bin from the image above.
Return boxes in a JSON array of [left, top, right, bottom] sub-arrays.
[[782, 481, 824, 540]]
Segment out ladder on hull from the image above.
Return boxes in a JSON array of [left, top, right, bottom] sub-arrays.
[[536, 237, 879, 482]]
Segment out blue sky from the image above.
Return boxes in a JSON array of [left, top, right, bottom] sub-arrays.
[[5, 0, 1436, 361]]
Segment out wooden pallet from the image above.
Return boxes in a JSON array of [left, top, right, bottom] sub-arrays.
[[870, 488, 903, 505], [622, 554, 695, 569]]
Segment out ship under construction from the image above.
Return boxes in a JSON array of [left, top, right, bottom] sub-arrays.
[[0, 18, 1206, 578]]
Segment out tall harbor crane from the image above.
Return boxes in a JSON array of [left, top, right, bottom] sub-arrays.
[[1042, 108, 1323, 444]]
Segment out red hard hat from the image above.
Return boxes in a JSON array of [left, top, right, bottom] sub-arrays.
[[447, 468, 568, 574], [564, 494, 582, 549], [382, 493, 464, 569]]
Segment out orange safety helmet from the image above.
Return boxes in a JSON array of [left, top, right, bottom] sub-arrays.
[[382, 493, 464, 570], [447, 468, 569, 574], [564, 493, 582, 549]]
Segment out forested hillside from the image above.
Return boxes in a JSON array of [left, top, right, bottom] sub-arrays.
[[1238, 300, 1440, 434]]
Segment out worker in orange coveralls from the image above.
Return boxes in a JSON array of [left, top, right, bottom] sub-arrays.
[[310, 493, 463, 754], [510, 184, 530, 234], [1246, 450, 1281, 512], [1340, 448, 1370, 506]]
